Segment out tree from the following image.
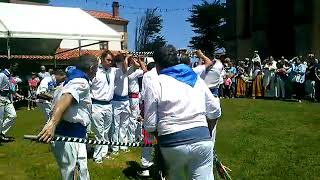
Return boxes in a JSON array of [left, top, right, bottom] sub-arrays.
[[187, 0, 227, 56], [135, 8, 166, 52]]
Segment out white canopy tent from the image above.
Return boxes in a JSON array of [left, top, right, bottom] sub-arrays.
[[0, 2, 121, 56]]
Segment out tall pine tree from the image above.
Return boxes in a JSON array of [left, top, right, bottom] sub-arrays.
[[135, 8, 166, 52], [188, 0, 226, 56]]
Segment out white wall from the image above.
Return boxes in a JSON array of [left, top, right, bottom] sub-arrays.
[[59, 39, 121, 51], [107, 24, 125, 40], [108, 40, 121, 50], [107, 24, 125, 33]]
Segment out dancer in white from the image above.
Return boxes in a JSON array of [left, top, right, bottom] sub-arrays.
[[38, 54, 98, 180]]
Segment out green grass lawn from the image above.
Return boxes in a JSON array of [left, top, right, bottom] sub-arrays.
[[0, 99, 319, 180]]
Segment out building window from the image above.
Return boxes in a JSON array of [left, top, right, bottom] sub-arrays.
[[99, 41, 109, 50], [121, 41, 124, 50]]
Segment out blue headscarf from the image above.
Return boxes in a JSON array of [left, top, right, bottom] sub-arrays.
[[160, 64, 198, 87], [64, 67, 90, 86]]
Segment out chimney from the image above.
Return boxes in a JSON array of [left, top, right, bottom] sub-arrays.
[[112, 1, 119, 17]]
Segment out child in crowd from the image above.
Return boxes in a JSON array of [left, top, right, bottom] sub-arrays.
[[224, 74, 232, 98], [28, 72, 39, 110]]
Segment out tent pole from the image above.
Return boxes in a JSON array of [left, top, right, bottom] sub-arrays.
[[78, 40, 81, 57], [54, 56, 56, 69], [6, 37, 10, 60], [55, 41, 105, 55]]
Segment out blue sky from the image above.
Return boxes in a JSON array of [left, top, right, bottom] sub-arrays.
[[50, 0, 220, 51]]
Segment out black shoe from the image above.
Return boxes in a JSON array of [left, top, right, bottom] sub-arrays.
[[0, 133, 13, 142], [0, 135, 10, 142]]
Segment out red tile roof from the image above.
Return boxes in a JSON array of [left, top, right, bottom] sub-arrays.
[[0, 49, 121, 61], [55, 48, 103, 60], [0, 55, 53, 60], [86, 10, 129, 24]]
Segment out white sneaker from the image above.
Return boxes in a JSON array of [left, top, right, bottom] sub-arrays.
[[137, 170, 150, 177], [94, 159, 103, 164], [104, 155, 114, 160], [122, 149, 130, 153], [111, 152, 119, 156]]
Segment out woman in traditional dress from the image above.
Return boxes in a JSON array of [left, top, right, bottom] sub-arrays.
[[263, 56, 278, 98], [236, 61, 248, 97], [252, 62, 264, 98]]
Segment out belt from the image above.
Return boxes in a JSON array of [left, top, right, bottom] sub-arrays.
[[92, 98, 111, 105], [113, 94, 129, 101], [55, 120, 87, 139], [129, 92, 139, 98]]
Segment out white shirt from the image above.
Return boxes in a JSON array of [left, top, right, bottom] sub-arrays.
[[114, 68, 129, 96], [38, 71, 50, 80], [219, 69, 226, 85], [91, 67, 117, 101], [143, 73, 221, 136], [204, 60, 223, 88], [193, 65, 206, 79], [0, 73, 10, 91], [52, 78, 92, 126], [36, 76, 56, 95], [128, 68, 144, 93], [141, 68, 158, 101], [252, 54, 261, 64]]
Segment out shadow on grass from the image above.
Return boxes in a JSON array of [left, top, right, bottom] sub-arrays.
[[86, 144, 94, 159], [123, 161, 167, 180], [0, 136, 15, 144], [122, 161, 148, 180]]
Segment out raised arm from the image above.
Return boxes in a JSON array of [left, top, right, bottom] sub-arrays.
[[196, 50, 213, 70], [138, 56, 148, 73]]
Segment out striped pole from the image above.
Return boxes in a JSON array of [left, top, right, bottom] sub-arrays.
[[24, 135, 231, 179], [23, 135, 153, 147], [128, 51, 153, 56], [0, 97, 47, 107]]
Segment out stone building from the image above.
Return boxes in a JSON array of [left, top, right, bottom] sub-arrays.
[[225, 0, 320, 59]]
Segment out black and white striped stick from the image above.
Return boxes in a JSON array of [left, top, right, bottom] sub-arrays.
[[128, 51, 153, 56], [0, 97, 47, 107], [23, 135, 153, 147]]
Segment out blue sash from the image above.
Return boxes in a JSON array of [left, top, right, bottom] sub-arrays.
[[92, 98, 111, 105], [55, 120, 87, 139], [113, 94, 129, 101], [160, 64, 198, 87], [158, 126, 211, 147]]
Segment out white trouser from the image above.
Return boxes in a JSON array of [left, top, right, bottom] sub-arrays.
[[36, 101, 51, 124], [111, 100, 131, 152], [91, 103, 113, 161], [141, 133, 154, 168], [212, 124, 217, 148], [135, 122, 143, 142], [305, 80, 316, 99], [128, 97, 140, 143], [161, 141, 214, 180], [52, 141, 90, 180], [276, 77, 286, 98], [141, 147, 153, 168], [0, 99, 17, 135]]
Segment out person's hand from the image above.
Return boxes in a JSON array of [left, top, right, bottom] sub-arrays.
[[138, 55, 145, 63], [132, 57, 140, 67], [195, 50, 204, 58], [37, 120, 57, 143], [16, 94, 23, 100], [137, 115, 144, 122]]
